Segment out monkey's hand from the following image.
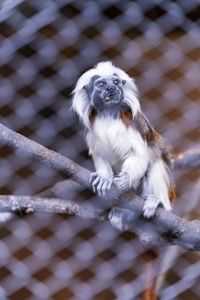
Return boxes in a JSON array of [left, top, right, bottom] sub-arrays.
[[89, 172, 112, 197], [114, 172, 131, 191], [143, 194, 160, 219]]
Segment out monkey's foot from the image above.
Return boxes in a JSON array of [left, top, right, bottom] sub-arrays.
[[89, 172, 112, 197], [114, 172, 131, 191], [108, 208, 124, 231], [143, 194, 160, 219], [109, 207, 138, 231]]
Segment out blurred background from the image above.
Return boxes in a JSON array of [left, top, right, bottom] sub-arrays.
[[0, 0, 200, 299]]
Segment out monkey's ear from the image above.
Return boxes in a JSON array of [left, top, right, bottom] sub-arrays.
[[122, 80, 126, 85]]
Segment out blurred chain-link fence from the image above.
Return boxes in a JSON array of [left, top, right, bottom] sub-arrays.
[[0, 0, 200, 299]]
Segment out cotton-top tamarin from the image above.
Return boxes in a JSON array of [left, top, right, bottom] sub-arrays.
[[72, 61, 175, 219]]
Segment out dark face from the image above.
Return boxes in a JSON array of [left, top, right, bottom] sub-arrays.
[[84, 75, 126, 112]]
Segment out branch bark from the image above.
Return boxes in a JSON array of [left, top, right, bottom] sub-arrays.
[[0, 179, 85, 227], [0, 123, 90, 187], [0, 195, 200, 251], [0, 122, 200, 250], [0, 123, 199, 186], [0, 195, 104, 220], [174, 143, 200, 170]]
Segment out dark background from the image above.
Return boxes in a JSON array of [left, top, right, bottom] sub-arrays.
[[0, 1, 200, 299]]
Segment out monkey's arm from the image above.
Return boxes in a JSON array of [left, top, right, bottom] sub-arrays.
[[114, 151, 149, 191], [90, 154, 113, 197], [114, 129, 149, 191]]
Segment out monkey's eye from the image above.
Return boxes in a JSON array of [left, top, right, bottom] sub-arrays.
[[97, 81, 106, 88], [113, 79, 119, 86]]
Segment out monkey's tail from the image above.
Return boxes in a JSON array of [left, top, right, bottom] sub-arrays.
[[142, 249, 158, 300]]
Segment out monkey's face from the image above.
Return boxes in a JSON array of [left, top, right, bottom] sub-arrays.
[[84, 75, 126, 111], [93, 76, 126, 109]]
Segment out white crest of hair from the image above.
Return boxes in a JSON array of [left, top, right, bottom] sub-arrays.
[[72, 61, 141, 128]]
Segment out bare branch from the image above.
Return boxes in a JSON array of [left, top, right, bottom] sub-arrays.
[[0, 195, 104, 220], [39, 179, 84, 199], [0, 123, 199, 189], [1, 123, 200, 250], [3, 178, 86, 225], [108, 199, 200, 251], [174, 143, 200, 170], [1, 195, 200, 251], [0, 123, 90, 188], [0, 179, 85, 227]]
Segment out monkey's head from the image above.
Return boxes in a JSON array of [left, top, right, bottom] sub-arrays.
[[72, 61, 140, 128]]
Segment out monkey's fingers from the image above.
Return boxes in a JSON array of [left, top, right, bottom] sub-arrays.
[[96, 177, 107, 196], [89, 172, 98, 184], [114, 172, 131, 191], [91, 175, 102, 193], [90, 172, 112, 196], [90, 174, 106, 194], [101, 179, 112, 197], [89, 172, 100, 193]]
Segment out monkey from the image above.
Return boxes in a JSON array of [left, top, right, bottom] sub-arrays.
[[72, 61, 176, 299], [72, 61, 175, 218]]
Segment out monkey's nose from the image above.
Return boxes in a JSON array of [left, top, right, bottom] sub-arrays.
[[107, 85, 115, 93]]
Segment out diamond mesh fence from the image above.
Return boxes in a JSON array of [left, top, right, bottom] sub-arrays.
[[0, 0, 200, 299]]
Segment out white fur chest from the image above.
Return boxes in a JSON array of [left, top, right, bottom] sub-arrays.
[[86, 117, 135, 165]]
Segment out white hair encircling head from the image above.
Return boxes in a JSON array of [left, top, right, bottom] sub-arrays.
[[72, 61, 141, 128]]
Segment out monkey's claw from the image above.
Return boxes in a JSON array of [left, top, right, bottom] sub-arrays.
[[89, 172, 112, 197], [114, 172, 131, 191], [143, 194, 160, 219]]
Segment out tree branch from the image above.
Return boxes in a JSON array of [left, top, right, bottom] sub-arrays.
[[0, 123, 200, 250], [0, 195, 200, 251], [174, 143, 200, 170], [0, 123, 199, 188], [0, 195, 104, 220], [0, 179, 85, 227], [0, 123, 90, 188], [39, 179, 84, 199]]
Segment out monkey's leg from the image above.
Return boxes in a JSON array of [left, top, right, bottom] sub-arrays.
[[143, 194, 160, 219], [114, 149, 149, 192], [142, 160, 172, 219]]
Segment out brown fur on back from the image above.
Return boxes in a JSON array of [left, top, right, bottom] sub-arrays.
[[133, 112, 175, 166], [120, 110, 176, 203]]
